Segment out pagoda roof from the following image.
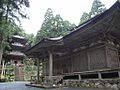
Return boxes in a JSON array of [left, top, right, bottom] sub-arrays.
[[12, 35, 25, 39], [9, 51, 25, 56], [12, 43, 25, 47], [25, 1, 120, 58], [12, 35, 26, 44], [4, 51, 25, 60]]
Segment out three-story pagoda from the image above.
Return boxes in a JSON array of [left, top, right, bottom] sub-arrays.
[[6, 34, 26, 81]]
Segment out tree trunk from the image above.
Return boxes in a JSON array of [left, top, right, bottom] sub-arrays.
[[0, 44, 3, 67]]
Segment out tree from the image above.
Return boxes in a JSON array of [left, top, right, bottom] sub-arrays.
[[24, 58, 37, 80], [79, 0, 106, 24], [61, 20, 76, 34], [0, 0, 30, 66], [0, 0, 29, 22], [35, 8, 54, 42], [90, 0, 106, 18], [52, 15, 76, 37], [79, 12, 90, 24], [24, 33, 35, 46], [35, 8, 76, 43]]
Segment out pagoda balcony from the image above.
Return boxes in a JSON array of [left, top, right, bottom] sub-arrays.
[[11, 43, 25, 51], [12, 42, 24, 47]]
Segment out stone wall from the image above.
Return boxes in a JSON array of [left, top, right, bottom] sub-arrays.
[[64, 79, 120, 90]]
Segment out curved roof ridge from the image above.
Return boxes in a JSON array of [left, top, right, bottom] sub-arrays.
[[44, 36, 63, 41]]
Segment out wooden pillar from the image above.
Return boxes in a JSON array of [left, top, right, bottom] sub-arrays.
[[48, 51, 53, 80], [98, 72, 102, 80], [78, 74, 81, 80], [118, 71, 120, 78], [37, 59, 40, 83]]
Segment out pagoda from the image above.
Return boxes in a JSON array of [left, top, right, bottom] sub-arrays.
[[5, 34, 26, 81]]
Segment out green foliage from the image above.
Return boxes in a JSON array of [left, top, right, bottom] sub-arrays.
[[35, 8, 54, 42], [23, 58, 37, 80], [79, 12, 90, 24], [24, 33, 35, 46], [0, 0, 30, 44], [90, 0, 106, 18], [1, 21, 22, 56], [5, 64, 15, 81], [3, 22, 35, 53], [79, 0, 106, 24], [0, 0, 30, 65], [35, 8, 76, 43], [0, 0, 29, 22]]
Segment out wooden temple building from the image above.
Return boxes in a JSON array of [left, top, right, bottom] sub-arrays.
[[4, 35, 26, 81], [26, 1, 120, 81]]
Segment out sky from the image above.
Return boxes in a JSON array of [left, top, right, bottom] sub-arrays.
[[21, 0, 117, 35]]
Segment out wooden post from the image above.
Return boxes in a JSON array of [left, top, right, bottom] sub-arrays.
[[48, 51, 53, 80], [98, 72, 102, 80], [78, 74, 81, 80], [118, 71, 120, 78], [37, 59, 40, 83]]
